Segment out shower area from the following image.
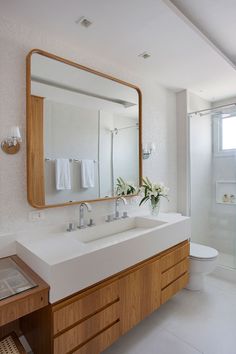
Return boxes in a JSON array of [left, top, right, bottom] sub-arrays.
[[99, 111, 139, 198], [110, 123, 139, 194], [189, 103, 236, 269]]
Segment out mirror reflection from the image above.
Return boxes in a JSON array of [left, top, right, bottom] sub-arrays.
[[28, 52, 141, 206]]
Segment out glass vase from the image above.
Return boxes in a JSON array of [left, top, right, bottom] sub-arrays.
[[149, 199, 160, 216]]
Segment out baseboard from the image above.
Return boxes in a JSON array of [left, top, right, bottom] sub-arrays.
[[212, 265, 236, 283]]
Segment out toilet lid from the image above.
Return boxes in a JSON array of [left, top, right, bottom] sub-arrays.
[[190, 242, 218, 259]]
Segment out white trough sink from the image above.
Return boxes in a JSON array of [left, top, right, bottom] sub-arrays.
[[72, 217, 167, 243]]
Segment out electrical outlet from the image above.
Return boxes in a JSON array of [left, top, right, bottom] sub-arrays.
[[29, 210, 45, 221]]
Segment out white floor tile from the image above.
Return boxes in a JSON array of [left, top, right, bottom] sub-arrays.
[[104, 327, 202, 354], [160, 277, 236, 354], [218, 252, 235, 269], [208, 273, 236, 294], [103, 274, 236, 354]]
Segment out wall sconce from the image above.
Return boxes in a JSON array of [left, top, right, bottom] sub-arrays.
[[1, 126, 22, 154], [142, 142, 156, 160]]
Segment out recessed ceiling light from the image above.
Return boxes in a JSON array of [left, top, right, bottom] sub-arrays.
[[138, 52, 151, 59], [75, 16, 93, 28]]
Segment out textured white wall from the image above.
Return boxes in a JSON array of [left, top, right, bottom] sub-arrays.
[[0, 16, 177, 250], [176, 90, 211, 218], [188, 93, 212, 245], [176, 90, 189, 215]]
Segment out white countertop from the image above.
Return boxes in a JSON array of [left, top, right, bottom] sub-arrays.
[[16, 212, 191, 303]]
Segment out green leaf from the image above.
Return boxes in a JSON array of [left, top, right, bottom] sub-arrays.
[[139, 196, 149, 206]]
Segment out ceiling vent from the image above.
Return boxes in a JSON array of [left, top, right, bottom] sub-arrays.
[[138, 52, 151, 59], [75, 16, 93, 28]]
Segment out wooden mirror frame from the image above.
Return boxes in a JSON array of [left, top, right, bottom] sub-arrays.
[[26, 49, 143, 209]]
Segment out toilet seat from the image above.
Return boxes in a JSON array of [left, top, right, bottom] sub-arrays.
[[190, 242, 218, 261], [186, 242, 218, 291]]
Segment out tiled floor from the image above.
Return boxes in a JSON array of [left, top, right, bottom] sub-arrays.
[[103, 275, 236, 354], [218, 251, 235, 269]]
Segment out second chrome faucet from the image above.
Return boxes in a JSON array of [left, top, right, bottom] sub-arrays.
[[78, 202, 93, 229], [114, 196, 128, 219], [105, 197, 128, 222]]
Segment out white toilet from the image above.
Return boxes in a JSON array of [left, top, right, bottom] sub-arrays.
[[186, 242, 218, 291]]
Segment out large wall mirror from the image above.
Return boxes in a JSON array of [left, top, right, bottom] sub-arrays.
[[26, 49, 142, 208]]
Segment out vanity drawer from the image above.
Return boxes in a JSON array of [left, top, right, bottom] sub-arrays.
[[161, 272, 189, 304], [160, 242, 189, 273], [0, 289, 49, 326], [53, 302, 120, 354], [53, 282, 119, 334], [72, 321, 120, 354], [161, 258, 189, 289]]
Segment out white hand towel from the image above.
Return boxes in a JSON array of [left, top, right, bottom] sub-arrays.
[[81, 160, 95, 188], [55, 158, 71, 190]]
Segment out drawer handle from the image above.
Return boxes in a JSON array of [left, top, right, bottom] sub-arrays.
[[162, 258, 188, 274], [54, 297, 120, 337], [66, 319, 120, 354], [162, 271, 188, 290]]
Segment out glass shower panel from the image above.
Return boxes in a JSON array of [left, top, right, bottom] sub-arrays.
[[190, 110, 236, 269]]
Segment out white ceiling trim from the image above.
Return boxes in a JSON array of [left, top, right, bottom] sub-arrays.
[[163, 0, 236, 71]]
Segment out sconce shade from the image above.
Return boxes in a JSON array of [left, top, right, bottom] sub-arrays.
[[142, 141, 156, 159], [10, 126, 22, 140], [150, 142, 156, 152]]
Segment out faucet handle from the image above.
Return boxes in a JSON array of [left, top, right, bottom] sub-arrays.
[[106, 214, 113, 223], [66, 222, 76, 232], [122, 211, 128, 219], [87, 218, 95, 227], [115, 211, 120, 219]]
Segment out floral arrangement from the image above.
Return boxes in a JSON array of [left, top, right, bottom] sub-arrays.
[[139, 177, 169, 213], [116, 177, 138, 196]]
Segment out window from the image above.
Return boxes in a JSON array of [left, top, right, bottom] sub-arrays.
[[221, 116, 236, 150], [213, 115, 236, 156]]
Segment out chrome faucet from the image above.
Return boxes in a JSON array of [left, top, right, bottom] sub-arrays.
[[78, 202, 92, 229], [114, 197, 128, 219]]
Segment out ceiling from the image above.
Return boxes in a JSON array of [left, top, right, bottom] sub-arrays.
[[170, 0, 236, 66], [1, 0, 236, 101]]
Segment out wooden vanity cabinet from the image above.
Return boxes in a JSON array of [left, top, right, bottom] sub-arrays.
[[160, 241, 189, 304], [52, 282, 120, 354], [0, 256, 49, 353], [119, 257, 161, 334], [50, 258, 161, 354], [21, 240, 189, 354], [0, 256, 49, 328]]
